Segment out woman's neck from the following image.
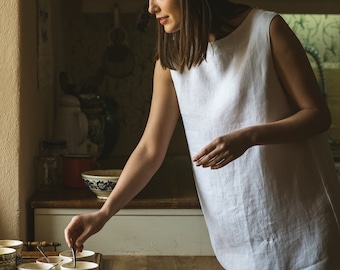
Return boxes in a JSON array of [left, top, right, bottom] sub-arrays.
[[209, 7, 253, 42]]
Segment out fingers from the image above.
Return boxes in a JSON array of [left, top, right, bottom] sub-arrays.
[[193, 150, 224, 167], [65, 212, 107, 255], [64, 216, 86, 251], [192, 138, 233, 169], [64, 223, 74, 248], [210, 158, 228, 169], [74, 242, 84, 253], [194, 154, 228, 169], [192, 146, 216, 165], [193, 144, 223, 167], [74, 232, 88, 252]]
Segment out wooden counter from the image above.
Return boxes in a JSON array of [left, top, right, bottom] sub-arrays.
[[30, 186, 200, 209], [101, 255, 223, 270], [21, 252, 223, 270]]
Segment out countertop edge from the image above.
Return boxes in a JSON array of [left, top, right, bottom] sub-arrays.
[[30, 189, 201, 209]]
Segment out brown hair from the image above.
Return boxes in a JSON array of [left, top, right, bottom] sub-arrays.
[[155, 0, 250, 72]]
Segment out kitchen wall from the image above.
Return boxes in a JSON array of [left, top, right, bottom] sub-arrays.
[[0, 0, 21, 240], [56, 0, 194, 196], [0, 0, 39, 240], [0, 0, 64, 241]]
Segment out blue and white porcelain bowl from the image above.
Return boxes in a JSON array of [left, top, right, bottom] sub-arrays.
[[0, 247, 16, 270], [82, 169, 122, 200], [0, 240, 23, 266]]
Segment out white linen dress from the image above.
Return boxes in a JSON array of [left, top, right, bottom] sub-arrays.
[[170, 9, 340, 270]]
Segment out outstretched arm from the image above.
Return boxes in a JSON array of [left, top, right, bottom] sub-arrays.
[[64, 60, 180, 250]]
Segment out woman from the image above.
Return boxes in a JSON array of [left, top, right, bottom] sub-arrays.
[[65, 0, 340, 269]]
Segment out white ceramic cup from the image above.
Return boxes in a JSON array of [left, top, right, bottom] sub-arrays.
[[18, 262, 55, 269], [59, 250, 95, 262], [60, 261, 98, 270], [36, 256, 72, 270]]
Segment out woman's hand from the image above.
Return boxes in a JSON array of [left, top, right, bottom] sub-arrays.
[[63, 60, 179, 252], [64, 211, 107, 252], [192, 128, 253, 169]]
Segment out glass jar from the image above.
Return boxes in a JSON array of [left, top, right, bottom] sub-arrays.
[[37, 140, 67, 191]]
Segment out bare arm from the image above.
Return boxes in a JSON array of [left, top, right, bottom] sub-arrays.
[[248, 15, 331, 144], [64, 60, 180, 249], [193, 15, 331, 169], [99, 61, 180, 217]]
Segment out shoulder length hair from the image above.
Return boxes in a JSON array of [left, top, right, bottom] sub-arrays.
[[155, 0, 250, 73]]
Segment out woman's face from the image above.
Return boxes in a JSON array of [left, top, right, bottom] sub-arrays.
[[148, 0, 182, 33]]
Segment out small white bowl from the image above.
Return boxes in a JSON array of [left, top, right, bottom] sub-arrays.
[[60, 261, 98, 270], [0, 240, 23, 253], [82, 169, 122, 199], [59, 250, 95, 262], [18, 262, 55, 269], [36, 256, 72, 270], [0, 247, 17, 268]]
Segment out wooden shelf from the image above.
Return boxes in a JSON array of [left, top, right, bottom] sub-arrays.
[[30, 187, 200, 210]]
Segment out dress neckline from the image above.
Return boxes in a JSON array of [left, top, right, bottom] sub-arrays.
[[210, 8, 257, 45]]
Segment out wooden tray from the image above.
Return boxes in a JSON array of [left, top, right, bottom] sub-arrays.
[[21, 251, 102, 269]]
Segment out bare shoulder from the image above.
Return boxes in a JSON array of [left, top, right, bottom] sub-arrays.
[[268, 13, 328, 113], [269, 14, 303, 51], [268, 13, 310, 73]]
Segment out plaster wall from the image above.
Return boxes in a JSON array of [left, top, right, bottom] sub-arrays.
[[0, 0, 21, 238], [0, 0, 46, 241]]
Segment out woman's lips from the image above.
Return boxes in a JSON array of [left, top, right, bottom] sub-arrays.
[[158, 16, 168, 25]]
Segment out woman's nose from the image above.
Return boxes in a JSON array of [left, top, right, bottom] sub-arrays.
[[148, 0, 158, 14]]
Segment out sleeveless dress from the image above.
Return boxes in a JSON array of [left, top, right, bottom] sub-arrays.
[[170, 9, 340, 270]]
